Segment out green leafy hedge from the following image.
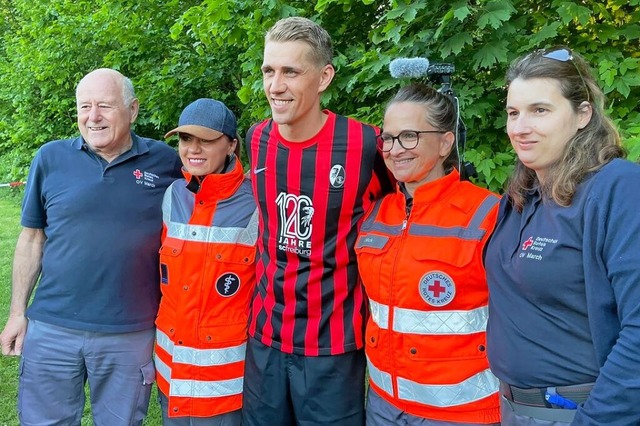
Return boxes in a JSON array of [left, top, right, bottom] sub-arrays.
[[1, 0, 638, 193]]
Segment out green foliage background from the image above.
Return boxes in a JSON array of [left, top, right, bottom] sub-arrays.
[[0, 1, 638, 422], [0, 0, 638, 193]]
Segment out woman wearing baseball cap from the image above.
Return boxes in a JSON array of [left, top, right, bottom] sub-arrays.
[[154, 98, 258, 425]]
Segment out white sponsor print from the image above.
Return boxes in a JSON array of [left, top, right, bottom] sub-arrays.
[[276, 192, 313, 257]]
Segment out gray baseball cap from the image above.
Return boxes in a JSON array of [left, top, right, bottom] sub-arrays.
[[165, 98, 237, 140]]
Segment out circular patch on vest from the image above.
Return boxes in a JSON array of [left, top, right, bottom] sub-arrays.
[[419, 271, 455, 307], [215, 272, 240, 297]]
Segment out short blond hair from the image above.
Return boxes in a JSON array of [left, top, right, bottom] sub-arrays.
[[265, 17, 333, 68]]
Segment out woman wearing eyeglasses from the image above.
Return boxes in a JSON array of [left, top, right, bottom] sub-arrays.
[[484, 47, 640, 425], [355, 83, 501, 425]]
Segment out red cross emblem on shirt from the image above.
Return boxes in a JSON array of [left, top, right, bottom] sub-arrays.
[[428, 280, 446, 297], [133, 169, 143, 179], [522, 237, 534, 250]]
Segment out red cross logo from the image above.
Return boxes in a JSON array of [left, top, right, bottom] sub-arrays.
[[428, 280, 446, 297], [133, 169, 143, 179], [522, 237, 534, 250], [419, 271, 456, 307]]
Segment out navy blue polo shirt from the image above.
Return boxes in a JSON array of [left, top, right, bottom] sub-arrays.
[[487, 159, 640, 422], [22, 133, 182, 333], [485, 179, 599, 388]]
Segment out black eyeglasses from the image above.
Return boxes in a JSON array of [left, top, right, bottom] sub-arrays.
[[376, 130, 446, 152], [541, 48, 590, 102]]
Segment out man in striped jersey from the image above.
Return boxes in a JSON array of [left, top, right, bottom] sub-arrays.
[[242, 16, 392, 426]]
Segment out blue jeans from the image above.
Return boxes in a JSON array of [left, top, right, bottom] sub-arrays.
[[18, 319, 155, 426]]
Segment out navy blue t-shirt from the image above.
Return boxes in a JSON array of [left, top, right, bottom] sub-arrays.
[[22, 133, 182, 333]]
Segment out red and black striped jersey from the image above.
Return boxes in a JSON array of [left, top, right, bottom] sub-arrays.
[[245, 110, 392, 355]]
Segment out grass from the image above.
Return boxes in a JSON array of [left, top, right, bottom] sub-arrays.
[[0, 191, 22, 426], [0, 191, 162, 425]]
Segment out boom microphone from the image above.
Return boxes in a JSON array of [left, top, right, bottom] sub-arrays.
[[389, 57, 430, 79], [389, 57, 456, 79]]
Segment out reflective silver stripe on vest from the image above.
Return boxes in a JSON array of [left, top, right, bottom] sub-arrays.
[[156, 329, 246, 366], [155, 330, 245, 398], [170, 377, 243, 398], [367, 356, 394, 397], [365, 221, 404, 236], [370, 299, 488, 335], [155, 352, 171, 383], [369, 299, 390, 329], [162, 187, 173, 226], [364, 193, 499, 239], [397, 368, 499, 407], [408, 195, 499, 240], [162, 180, 259, 246], [393, 305, 488, 335], [360, 199, 384, 231], [166, 220, 257, 245], [408, 224, 486, 240], [369, 355, 499, 406], [469, 195, 500, 229]]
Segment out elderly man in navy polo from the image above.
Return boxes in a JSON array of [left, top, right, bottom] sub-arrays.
[[0, 68, 182, 425]]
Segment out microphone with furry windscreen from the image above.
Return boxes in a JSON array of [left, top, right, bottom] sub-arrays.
[[389, 58, 456, 81], [389, 57, 431, 79]]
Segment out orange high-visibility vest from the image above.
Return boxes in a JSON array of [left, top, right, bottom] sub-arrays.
[[155, 159, 258, 418], [356, 170, 500, 424]]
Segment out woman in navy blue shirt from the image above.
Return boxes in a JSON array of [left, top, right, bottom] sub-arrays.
[[485, 47, 640, 425]]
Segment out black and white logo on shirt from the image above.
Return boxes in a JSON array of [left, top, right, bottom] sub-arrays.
[[329, 164, 345, 188]]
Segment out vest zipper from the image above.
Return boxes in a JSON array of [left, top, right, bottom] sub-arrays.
[[388, 195, 413, 397]]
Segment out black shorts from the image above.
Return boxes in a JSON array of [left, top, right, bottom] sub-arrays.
[[241, 337, 366, 426]]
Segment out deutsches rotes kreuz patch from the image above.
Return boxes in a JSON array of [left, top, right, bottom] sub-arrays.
[[419, 271, 455, 307]]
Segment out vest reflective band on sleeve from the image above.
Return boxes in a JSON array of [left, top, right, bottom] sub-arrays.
[[397, 368, 499, 407], [367, 355, 394, 397], [156, 329, 246, 366], [393, 305, 488, 335], [370, 299, 488, 335]]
